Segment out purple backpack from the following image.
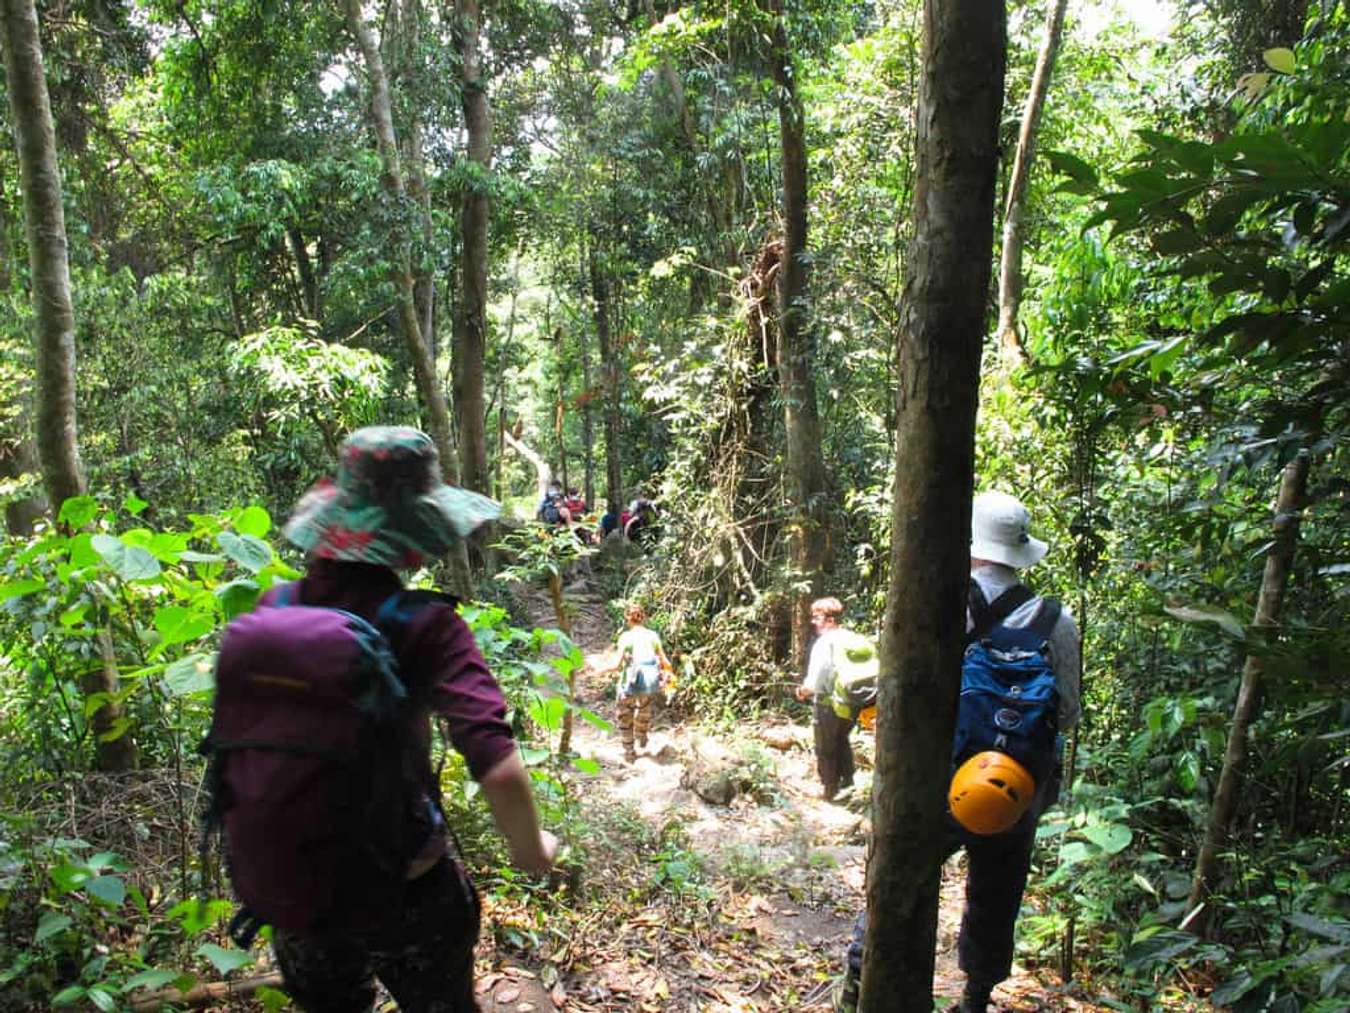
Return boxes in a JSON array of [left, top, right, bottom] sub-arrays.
[[201, 584, 439, 941]]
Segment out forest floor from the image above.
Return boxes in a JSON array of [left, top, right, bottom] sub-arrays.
[[464, 580, 1127, 1013]]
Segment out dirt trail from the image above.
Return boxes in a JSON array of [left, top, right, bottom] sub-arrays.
[[473, 581, 1117, 1012]]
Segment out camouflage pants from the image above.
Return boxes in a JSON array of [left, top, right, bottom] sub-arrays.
[[616, 693, 654, 755], [272, 857, 481, 1013]]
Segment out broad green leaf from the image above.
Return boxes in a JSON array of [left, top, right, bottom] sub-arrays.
[[1125, 928, 1198, 968], [50, 862, 92, 892], [164, 653, 215, 696], [1286, 912, 1350, 942], [58, 495, 98, 528], [179, 550, 226, 564], [195, 943, 254, 975], [217, 578, 261, 619], [235, 506, 272, 538], [34, 912, 72, 944], [257, 985, 291, 1013], [1163, 603, 1246, 639], [576, 706, 613, 732], [1080, 822, 1132, 855], [86, 875, 127, 907], [122, 968, 179, 993], [122, 492, 149, 516], [217, 532, 272, 573], [92, 534, 161, 582], [153, 605, 214, 647], [86, 985, 117, 1012], [68, 533, 100, 567], [571, 756, 601, 775], [1263, 47, 1295, 74], [0, 578, 44, 601], [519, 746, 551, 766], [1046, 149, 1097, 185], [1058, 840, 1095, 866], [51, 985, 86, 1006]]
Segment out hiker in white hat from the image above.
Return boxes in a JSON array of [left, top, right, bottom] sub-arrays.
[[838, 490, 1081, 1013]]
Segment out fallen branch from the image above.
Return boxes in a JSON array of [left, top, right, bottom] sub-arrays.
[[130, 971, 284, 1011]]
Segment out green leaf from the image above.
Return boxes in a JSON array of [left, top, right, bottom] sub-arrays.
[[571, 756, 601, 775], [86, 985, 117, 1012], [195, 943, 253, 976], [92, 534, 162, 582], [86, 875, 126, 907], [179, 550, 226, 564], [0, 578, 44, 601], [1263, 47, 1296, 74], [51, 985, 86, 1006], [1058, 840, 1095, 865], [153, 606, 214, 647], [235, 506, 272, 538], [1080, 822, 1133, 855], [519, 746, 551, 766], [122, 492, 149, 516], [1163, 603, 1246, 639], [50, 862, 92, 892], [164, 653, 215, 696], [217, 532, 272, 573], [34, 912, 72, 944], [1046, 149, 1097, 185], [1286, 912, 1350, 942], [216, 578, 261, 619], [122, 968, 179, 993], [1152, 229, 1202, 255], [1125, 928, 1198, 968], [58, 495, 98, 528]]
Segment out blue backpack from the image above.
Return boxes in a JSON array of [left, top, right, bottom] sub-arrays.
[[952, 582, 1062, 791]]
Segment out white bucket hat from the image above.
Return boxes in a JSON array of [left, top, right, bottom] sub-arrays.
[[970, 491, 1047, 569]]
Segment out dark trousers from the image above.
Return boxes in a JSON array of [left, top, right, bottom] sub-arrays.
[[846, 801, 1043, 991], [273, 857, 481, 1013], [813, 702, 856, 798]]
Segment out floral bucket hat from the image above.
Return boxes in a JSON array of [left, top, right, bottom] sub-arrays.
[[283, 426, 501, 568]]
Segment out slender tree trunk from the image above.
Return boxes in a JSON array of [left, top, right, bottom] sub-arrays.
[[286, 226, 320, 322], [452, 0, 491, 496], [579, 310, 596, 511], [995, 0, 1067, 365], [0, 423, 46, 535], [859, 3, 1007, 1008], [343, 0, 473, 597], [765, 0, 829, 671], [1186, 452, 1310, 925], [590, 242, 623, 515], [2, 0, 137, 772]]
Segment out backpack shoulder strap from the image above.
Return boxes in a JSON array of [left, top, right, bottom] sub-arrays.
[[970, 582, 1035, 640], [1029, 597, 1063, 640], [271, 581, 299, 608], [374, 589, 459, 641]]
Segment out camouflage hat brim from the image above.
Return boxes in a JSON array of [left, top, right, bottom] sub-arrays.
[[283, 478, 501, 568]]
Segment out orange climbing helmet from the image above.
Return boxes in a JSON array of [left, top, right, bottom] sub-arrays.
[[948, 751, 1035, 835]]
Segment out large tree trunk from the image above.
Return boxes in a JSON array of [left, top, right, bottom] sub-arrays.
[[343, 0, 473, 598], [765, 0, 829, 672], [2, 0, 137, 772], [0, 407, 47, 535], [995, 0, 1067, 365], [590, 242, 623, 515], [859, 2, 1007, 1009], [452, 0, 490, 496], [1185, 452, 1309, 926]]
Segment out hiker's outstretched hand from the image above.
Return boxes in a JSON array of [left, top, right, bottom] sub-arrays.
[[516, 830, 559, 875]]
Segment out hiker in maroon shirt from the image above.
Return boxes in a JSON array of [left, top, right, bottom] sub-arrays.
[[264, 426, 556, 1012]]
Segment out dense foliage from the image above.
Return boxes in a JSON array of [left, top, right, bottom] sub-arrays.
[[1, 0, 1346, 1009]]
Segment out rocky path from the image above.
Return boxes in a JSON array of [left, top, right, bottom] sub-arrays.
[[471, 581, 1122, 1012]]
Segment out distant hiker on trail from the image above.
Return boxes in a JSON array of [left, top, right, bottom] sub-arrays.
[[623, 496, 659, 545], [599, 503, 621, 539], [837, 491, 1080, 1013], [202, 426, 557, 1013], [795, 597, 877, 801], [600, 603, 672, 763], [537, 479, 571, 525]]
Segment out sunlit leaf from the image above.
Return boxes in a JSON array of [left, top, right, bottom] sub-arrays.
[[1263, 47, 1295, 74]]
